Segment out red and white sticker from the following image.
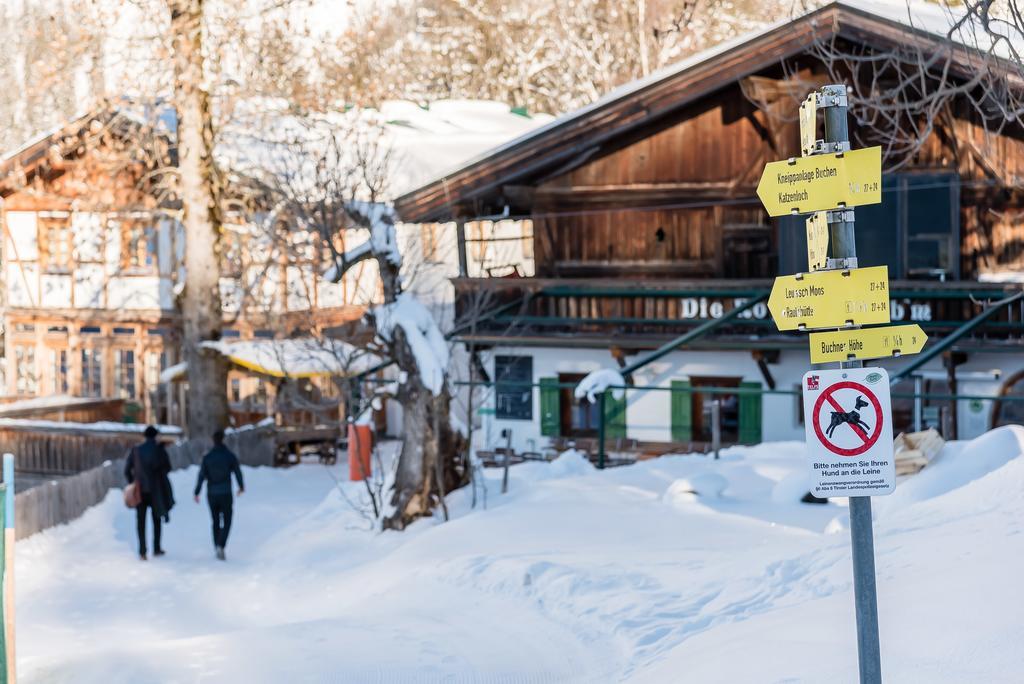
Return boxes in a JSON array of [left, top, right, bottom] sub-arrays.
[[803, 368, 895, 497]]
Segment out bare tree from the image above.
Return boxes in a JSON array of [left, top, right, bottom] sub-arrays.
[[808, 0, 1024, 174]]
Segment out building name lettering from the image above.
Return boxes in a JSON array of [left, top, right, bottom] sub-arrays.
[[679, 297, 931, 322]]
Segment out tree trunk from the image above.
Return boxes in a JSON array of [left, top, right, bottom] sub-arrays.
[[383, 327, 466, 531], [170, 0, 228, 438], [371, 243, 465, 530]]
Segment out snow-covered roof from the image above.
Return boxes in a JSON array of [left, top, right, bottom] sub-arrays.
[[1, 98, 551, 203], [0, 395, 108, 416], [0, 418, 182, 435], [217, 98, 553, 200], [199, 337, 382, 379]]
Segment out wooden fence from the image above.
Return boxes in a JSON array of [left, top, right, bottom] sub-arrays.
[[12, 425, 276, 539]]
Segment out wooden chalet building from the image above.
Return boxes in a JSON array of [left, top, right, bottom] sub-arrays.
[[396, 2, 1024, 456]]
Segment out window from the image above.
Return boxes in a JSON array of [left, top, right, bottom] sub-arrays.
[[778, 172, 959, 280], [689, 376, 741, 443], [51, 349, 69, 394], [144, 351, 162, 391], [495, 355, 532, 420], [121, 221, 158, 271], [81, 349, 103, 397], [420, 223, 441, 262], [230, 377, 241, 403], [558, 373, 600, 436], [222, 229, 244, 277], [114, 350, 136, 399], [113, 327, 135, 336], [222, 329, 241, 338], [15, 346, 37, 395], [40, 216, 73, 272], [81, 326, 101, 335]]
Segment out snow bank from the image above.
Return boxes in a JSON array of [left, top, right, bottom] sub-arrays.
[[663, 472, 728, 507], [17, 429, 1024, 683], [373, 293, 449, 395], [875, 425, 1024, 516], [574, 368, 626, 402]]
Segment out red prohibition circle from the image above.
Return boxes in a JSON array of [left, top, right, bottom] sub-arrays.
[[812, 381, 884, 457]]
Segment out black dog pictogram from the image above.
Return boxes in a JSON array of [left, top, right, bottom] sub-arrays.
[[825, 395, 871, 438]]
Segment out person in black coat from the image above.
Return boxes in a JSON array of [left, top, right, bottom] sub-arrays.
[[194, 429, 245, 561], [125, 425, 174, 560]]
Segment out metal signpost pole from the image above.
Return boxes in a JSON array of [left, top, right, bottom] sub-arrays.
[[822, 85, 883, 684]]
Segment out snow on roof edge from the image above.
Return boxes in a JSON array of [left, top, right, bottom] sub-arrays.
[[395, 0, 982, 206]]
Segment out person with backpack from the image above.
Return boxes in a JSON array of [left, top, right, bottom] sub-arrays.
[[124, 425, 174, 560], [194, 430, 245, 560]]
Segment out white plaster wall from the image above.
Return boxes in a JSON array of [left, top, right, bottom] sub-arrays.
[[109, 276, 161, 309], [73, 264, 105, 308], [5, 211, 38, 260], [71, 213, 104, 262], [473, 345, 858, 454], [40, 274, 72, 308], [7, 262, 39, 307]]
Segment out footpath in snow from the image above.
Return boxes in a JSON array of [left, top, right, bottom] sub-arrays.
[[17, 426, 1024, 683]]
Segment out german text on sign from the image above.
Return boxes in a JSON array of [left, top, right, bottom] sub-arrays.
[[756, 146, 882, 216], [809, 324, 928, 364], [802, 367, 895, 497], [767, 265, 891, 331]]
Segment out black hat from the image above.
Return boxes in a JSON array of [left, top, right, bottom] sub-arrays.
[[144, 425, 159, 439]]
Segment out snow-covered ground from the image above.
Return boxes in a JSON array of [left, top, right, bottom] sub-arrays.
[[18, 426, 1024, 683]]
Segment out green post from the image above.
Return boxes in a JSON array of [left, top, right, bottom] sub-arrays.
[[597, 391, 606, 470]]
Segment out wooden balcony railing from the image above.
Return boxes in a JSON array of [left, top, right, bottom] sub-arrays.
[[453, 277, 1024, 348]]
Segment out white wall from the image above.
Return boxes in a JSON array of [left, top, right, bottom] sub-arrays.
[[472, 344, 1024, 454]]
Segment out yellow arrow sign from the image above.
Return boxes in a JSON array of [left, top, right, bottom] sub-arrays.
[[768, 265, 890, 331], [799, 93, 818, 156], [809, 324, 928, 363], [806, 211, 829, 271], [756, 146, 882, 216]]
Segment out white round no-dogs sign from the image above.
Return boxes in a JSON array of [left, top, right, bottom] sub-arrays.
[[802, 367, 895, 497]]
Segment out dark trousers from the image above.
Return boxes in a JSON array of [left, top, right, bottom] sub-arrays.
[[136, 493, 162, 555], [208, 493, 234, 549]]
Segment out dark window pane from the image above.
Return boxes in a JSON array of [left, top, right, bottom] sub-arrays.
[[495, 355, 532, 420], [854, 174, 901, 275], [907, 239, 942, 272]]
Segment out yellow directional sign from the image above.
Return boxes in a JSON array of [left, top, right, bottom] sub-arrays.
[[809, 324, 928, 363], [800, 93, 818, 156], [768, 265, 890, 331], [756, 146, 882, 216], [806, 211, 829, 271]]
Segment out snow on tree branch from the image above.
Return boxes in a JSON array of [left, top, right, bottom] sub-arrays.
[[374, 293, 449, 396], [575, 368, 626, 403], [323, 200, 401, 282]]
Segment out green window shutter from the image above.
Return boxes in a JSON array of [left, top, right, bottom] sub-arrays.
[[604, 390, 627, 439], [738, 381, 763, 444], [539, 377, 560, 436], [670, 380, 692, 442]]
